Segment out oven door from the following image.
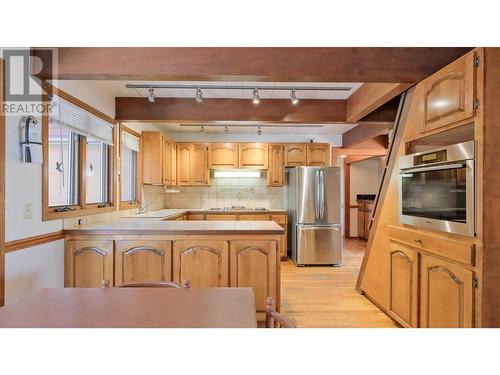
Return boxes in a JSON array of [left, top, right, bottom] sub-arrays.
[[399, 160, 474, 237]]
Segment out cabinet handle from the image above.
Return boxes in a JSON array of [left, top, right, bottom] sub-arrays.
[[414, 238, 422, 244]]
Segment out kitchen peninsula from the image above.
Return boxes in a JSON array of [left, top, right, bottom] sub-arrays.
[[64, 216, 284, 321]]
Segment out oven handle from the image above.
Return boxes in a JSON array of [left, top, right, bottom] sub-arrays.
[[399, 162, 466, 174]]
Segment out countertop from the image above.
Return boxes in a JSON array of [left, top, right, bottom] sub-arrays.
[[120, 208, 287, 220], [64, 218, 284, 235]]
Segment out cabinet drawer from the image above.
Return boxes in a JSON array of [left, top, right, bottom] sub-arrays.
[[239, 214, 271, 221], [271, 214, 287, 224], [388, 225, 475, 266], [187, 214, 205, 220], [205, 214, 238, 221]]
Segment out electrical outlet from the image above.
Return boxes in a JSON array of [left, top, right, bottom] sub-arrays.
[[24, 203, 32, 219]]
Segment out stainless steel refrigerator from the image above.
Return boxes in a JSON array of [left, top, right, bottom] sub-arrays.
[[287, 166, 342, 266]]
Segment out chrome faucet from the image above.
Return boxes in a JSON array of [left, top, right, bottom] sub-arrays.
[[138, 202, 158, 214]]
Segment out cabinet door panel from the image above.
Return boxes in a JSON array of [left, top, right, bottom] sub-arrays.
[[65, 240, 114, 287], [173, 240, 228, 287], [284, 144, 306, 166], [422, 51, 475, 132], [267, 145, 284, 186], [115, 240, 172, 285], [171, 143, 178, 186], [162, 138, 172, 185], [209, 143, 238, 168], [238, 144, 268, 169], [191, 144, 209, 185], [178, 144, 191, 185], [306, 144, 329, 166], [141, 132, 163, 184], [230, 240, 278, 315], [388, 242, 418, 327], [421, 254, 474, 328]]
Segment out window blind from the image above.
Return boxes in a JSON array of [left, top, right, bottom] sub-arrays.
[[121, 130, 140, 152], [49, 95, 114, 145]]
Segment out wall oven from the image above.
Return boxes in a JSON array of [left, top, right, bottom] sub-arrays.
[[398, 141, 475, 237]]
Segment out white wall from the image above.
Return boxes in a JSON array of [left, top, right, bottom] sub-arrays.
[[349, 158, 382, 237]]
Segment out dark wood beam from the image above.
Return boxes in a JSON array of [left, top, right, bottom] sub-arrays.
[[359, 96, 401, 123], [342, 123, 391, 148], [33, 47, 472, 83], [115, 97, 346, 123]]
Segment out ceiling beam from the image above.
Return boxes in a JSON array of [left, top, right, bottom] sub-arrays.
[[33, 47, 472, 83], [115, 97, 347, 123], [346, 83, 412, 122], [342, 123, 390, 148]]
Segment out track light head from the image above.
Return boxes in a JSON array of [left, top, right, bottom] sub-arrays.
[[199, 126, 205, 135], [224, 126, 229, 135], [195, 88, 203, 103], [148, 88, 155, 103], [252, 89, 260, 104], [257, 126, 262, 136], [290, 89, 299, 105]]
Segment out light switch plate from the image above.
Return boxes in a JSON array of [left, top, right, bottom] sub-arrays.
[[24, 203, 32, 219]]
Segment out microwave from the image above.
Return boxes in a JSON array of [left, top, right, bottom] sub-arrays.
[[398, 141, 475, 237]]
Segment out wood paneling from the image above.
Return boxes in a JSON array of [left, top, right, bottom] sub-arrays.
[[172, 240, 229, 287], [347, 83, 412, 122], [5, 231, 64, 253], [238, 143, 268, 169], [115, 240, 172, 285], [420, 254, 474, 328], [116, 97, 346, 124], [267, 145, 284, 186], [0, 58, 5, 307], [389, 242, 418, 327], [34, 47, 472, 83], [65, 240, 114, 287], [230, 240, 278, 316], [306, 144, 330, 166], [141, 131, 163, 184], [284, 144, 306, 166], [209, 143, 238, 168]]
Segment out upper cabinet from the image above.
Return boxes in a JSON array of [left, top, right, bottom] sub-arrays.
[[421, 50, 477, 133], [267, 145, 284, 186], [238, 143, 268, 169], [284, 144, 306, 167], [177, 143, 210, 186], [142, 131, 163, 185], [170, 143, 178, 186], [209, 143, 238, 169], [162, 137, 172, 186], [306, 144, 330, 166]]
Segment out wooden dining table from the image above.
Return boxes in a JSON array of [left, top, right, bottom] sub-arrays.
[[0, 287, 257, 328]]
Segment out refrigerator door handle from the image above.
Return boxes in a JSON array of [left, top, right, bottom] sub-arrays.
[[314, 170, 320, 219], [300, 225, 340, 231], [319, 169, 325, 219]]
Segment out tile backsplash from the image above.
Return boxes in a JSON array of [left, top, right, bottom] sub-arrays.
[[144, 173, 286, 209]]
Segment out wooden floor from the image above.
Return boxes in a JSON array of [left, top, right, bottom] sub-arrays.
[[281, 238, 397, 328]]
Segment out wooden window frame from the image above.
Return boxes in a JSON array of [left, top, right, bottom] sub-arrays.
[[42, 83, 117, 220], [119, 124, 142, 210]]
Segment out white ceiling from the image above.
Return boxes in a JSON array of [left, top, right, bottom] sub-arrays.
[[53, 80, 362, 100]]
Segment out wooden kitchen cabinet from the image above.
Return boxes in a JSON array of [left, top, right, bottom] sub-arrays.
[[388, 241, 419, 327], [205, 214, 238, 221], [238, 143, 268, 169], [170, 143, 178, 186], [115, 240, 172, 285], [177, 143, 191, 185], [172, 240, 229, 287], [230, 240, 278, 319], [267, 145, 284, 186], [209, 143, 238, 169], [306, 144, 330, 166], [142, 131, 163, 184], [420, 254, 474, 328], [421, 50, 477, 133], [284, 144, 306, 166], [162, 137, 172, 185], [239, 214, 271, 221], [177, 144, 210, 186], [65, 240, 114, 287]]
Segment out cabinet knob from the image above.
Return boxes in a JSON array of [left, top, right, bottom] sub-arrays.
[[414, 238, 422, 244]]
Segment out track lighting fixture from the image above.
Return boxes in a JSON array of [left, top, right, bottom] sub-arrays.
[[148, 88, 155, 103], [257, 126, 262, 136], [224, 126, 229, 135], [195, 88, 203, 103], [252, 89, 260, 104], [199, 126, 205, 135], [290, 89, 299, 105]]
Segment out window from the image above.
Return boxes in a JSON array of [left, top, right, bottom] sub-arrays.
[[43, 88, 116, 220], [119, 125, 141, 209]]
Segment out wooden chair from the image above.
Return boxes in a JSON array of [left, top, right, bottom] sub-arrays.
[[265, 296, 295, 328], [102, 280, 191, 288]]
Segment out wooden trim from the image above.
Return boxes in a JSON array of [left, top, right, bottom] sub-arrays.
[[42, 84, 117, 220], [119, 124, 142, 210], [0, 58, 6, 307], [344, 162, 351, 239], [5, 231, 64, 253]]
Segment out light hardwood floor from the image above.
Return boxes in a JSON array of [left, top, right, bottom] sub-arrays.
[[281, 238, 398, 328]]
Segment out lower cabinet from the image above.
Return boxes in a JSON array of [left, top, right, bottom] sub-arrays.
[[115, 240, 172, 285], [230, 240, 278, 319], [65, 240, 114, 287], [420, 254, 474, 328], [172, 240, 229, 287], [388, 242, 418, 327]]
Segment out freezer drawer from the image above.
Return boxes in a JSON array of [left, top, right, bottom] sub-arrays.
[[295, 224, 342, 265]]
